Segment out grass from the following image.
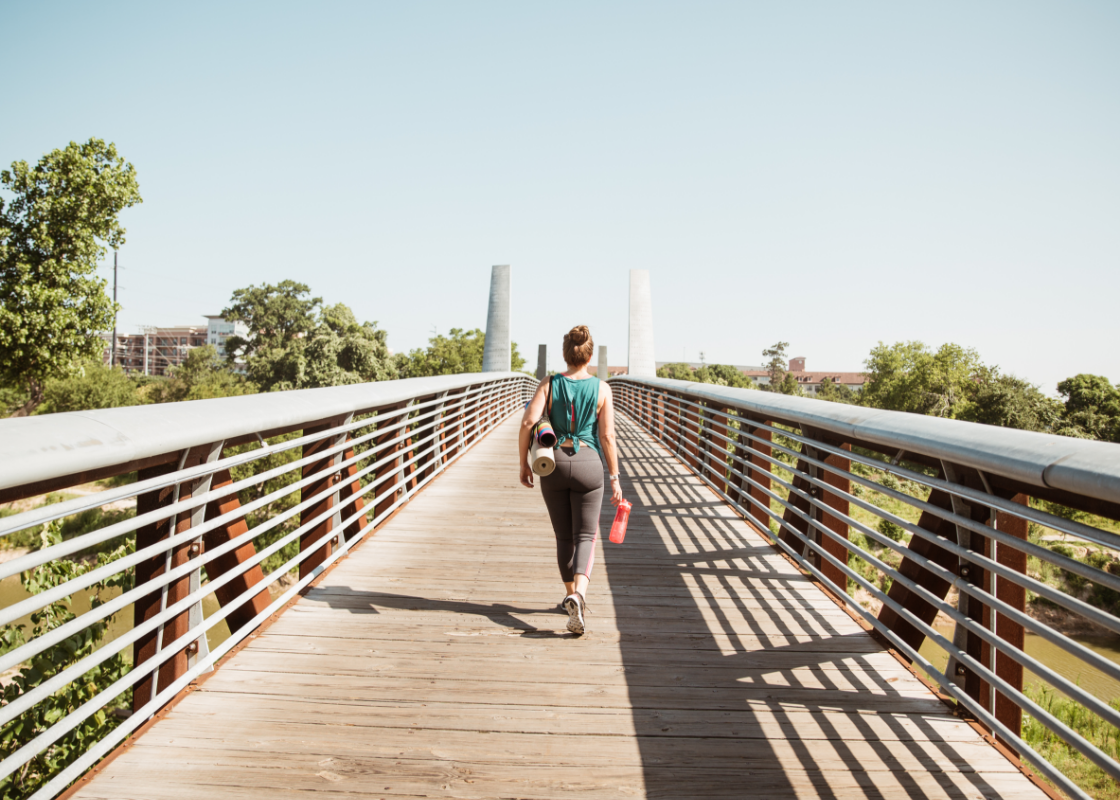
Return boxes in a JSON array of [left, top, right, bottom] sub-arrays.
[[1023, 682, 1120, 799]]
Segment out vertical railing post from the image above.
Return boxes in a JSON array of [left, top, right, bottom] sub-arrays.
[[993, 494, 1029, 750], [298, 415, 351, 581], [743, 415, 773, 534], [707, 405, 731, 495], [683, 398, 701, 470], [133, 444, 219, 712], [373, 402, 409, 521], [186, 440, 224, 672], [203, 468, 271, 633], [813, 433, 851, 593]]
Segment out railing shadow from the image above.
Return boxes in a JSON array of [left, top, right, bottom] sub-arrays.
[[605, 413, 1011, 799]]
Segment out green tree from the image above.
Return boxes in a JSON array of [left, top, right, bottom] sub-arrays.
[[816, 376, 856, 404], [395, 328, 525, 378], [221, 281, 321, 391], [775, 372, 805, 396], [304, 304, 397, 388], [38, 362, 145, 414], [694, 364, 756, 389], [1056, 374, 1120, 443], [150, 345, 257, 403], [656, 362, 697, 381], [861, 341, 982, 418], [0, 139, 142, 415], [761, 342, 789, 390], [959, 368, 1063, 433]]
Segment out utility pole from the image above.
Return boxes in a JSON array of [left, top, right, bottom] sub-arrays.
[[111, 249, 119, 367]]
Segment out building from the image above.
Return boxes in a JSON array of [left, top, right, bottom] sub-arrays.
[[743, 357, 866, 395], [102, 316, 249, 377], [587, 366, 629, 377]]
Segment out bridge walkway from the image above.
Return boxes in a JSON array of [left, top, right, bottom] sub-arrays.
[[71, 413, 1045, 799]]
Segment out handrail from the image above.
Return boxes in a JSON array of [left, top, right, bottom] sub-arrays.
[[0, 372, 530, 497], [611, 376, 1120, 800], [0, 372, 536, 800], [617, 376, 1120, 505]]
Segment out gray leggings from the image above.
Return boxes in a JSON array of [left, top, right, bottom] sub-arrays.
[[540, 445, 605, 582]]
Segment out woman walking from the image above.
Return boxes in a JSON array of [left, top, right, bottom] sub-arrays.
[[519, 325, 624, 635]]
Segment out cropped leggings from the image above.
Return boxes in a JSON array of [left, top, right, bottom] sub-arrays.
[[540, 445, 605, 583]]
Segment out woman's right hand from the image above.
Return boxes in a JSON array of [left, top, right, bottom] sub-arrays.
[[520, 461, 535, 489], [610, 478, 624, 506]]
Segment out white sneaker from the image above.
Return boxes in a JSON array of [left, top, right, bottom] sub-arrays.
[[562, 593, 586, 635]]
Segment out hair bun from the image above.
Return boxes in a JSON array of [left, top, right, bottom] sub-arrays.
[[562, 325, 594, 367], [569, 325, 590, 345]]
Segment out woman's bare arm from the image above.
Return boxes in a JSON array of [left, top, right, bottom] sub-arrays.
[[598, 382, 624, 506]]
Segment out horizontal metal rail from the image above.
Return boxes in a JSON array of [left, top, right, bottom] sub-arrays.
[[0, 373, 535, 799], [612, 376, 1120, 800]]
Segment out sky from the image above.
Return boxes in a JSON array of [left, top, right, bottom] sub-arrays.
[[2, 1, 1117, 390]]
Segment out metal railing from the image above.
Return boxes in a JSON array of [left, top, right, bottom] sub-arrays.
[[612, 376, 1120, 800], [0, 372, 535, 799]]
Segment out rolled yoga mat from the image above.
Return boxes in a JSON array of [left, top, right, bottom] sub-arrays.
[[534, 419, 557, 448], [530, 438, 556, 477]]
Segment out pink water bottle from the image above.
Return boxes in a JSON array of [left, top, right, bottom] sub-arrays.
[[609, 500, 633, 544]]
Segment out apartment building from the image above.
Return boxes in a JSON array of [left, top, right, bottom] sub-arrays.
[[102, 316, 249, 376]]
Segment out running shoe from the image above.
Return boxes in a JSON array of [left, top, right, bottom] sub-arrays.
[[562, 593, 586, 635]]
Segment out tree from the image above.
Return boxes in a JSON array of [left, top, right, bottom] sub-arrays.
[[303, 304, 396, 388], [656, 362, 697, 381], [0, 139, 142, 415], [221, 281, 321, 391], [861, 341, 982, 418], [1056, 374, 1120, 443], [761, 342, 790, 390], [38, 362, 145, 414], [395, 328, 525, 378], [694, 364, 756, 389], [775, 372, 804, 396], [816, 376, 856, 404], [150, 345, 257, 403], [958, 368, 1062, 433]]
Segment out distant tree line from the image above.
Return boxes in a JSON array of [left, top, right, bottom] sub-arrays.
[[657, 340, 1120, 444]]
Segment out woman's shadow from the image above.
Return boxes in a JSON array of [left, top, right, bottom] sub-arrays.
[[304, 586, 574, 637]]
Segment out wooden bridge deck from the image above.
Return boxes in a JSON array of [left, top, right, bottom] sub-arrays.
[[73, 414, 1045, 800]]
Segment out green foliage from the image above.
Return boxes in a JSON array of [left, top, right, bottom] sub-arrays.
[[761, 341, 789, 389], [0, 139, 142, 415], [148, 345, 256, 403], [694, 364, 756, 389], [775, 373, 804, 396], [37, 362, 146, 415], [1023, 683, 1120, 800], [816, 376, 856, 404], [0, 524, 134, 799], [221, 283, 398, 391], [861, 341, 982, 418], [1056, 374, 1120, 443], [656, 362, 696, 381], [226, 434, 302, 575], [958, 368, 1063, 433], [877, 518, 906, 542], [221, 281, 321, 391], [395, 328, 525, 378], [303, 304, 396, 388]]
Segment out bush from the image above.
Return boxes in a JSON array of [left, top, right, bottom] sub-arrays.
[[877, 518, 907, 542]]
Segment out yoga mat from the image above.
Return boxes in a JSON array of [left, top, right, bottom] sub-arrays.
[[530, 439, 556, 477]]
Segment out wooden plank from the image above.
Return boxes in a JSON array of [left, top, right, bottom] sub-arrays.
[[70, 413, 1046, 800]]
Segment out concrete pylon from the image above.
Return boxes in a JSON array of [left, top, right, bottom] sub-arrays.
[[628, 270, 656, 377], [481, 265, 511, 372], [536, 344, 548, 380], [597, 346, 609, 380]]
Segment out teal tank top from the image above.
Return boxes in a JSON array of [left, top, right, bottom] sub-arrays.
[[549, 375, 602, 454]]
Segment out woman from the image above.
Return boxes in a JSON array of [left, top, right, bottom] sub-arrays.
[[519, 325, 624, 635]]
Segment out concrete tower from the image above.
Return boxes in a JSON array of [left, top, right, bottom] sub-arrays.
[[536, 344, 548, 380], [481, 265, 511, 372], [597, 346, 609, 380], [628, 270, 656, 377]]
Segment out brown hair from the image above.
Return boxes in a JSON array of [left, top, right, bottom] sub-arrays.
[[563, 325, 594, 367]]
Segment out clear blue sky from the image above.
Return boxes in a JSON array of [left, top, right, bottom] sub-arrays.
[[3, 2, 1117, 390]]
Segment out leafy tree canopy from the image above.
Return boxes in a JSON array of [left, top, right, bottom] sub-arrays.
[[221, 280, 321, 390], [0, 139, 142, 415], [150, 345, 257, 403], [304, 304, 396, 388], [395, 328, 525, 378], [816, 376, 856, 404], [1056, 374, 1120, 443], [775, 372, 804, 396], [861, 341, 981, 418], [695, 364, 757, 389], [958, 368, 1063, 434], [656, 362, 697, 381], [38, 361, 145, 414]]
